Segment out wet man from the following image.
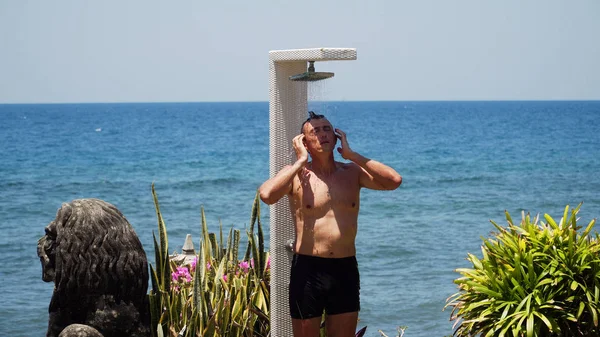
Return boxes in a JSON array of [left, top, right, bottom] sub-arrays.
[[259, 112, 402, 337]]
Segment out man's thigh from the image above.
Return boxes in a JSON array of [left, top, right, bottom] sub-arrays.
[[292, 316, 321, 337], [326, 311, 359, 337]]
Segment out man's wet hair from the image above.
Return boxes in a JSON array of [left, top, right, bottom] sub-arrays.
[[301, 111, 326, 134]]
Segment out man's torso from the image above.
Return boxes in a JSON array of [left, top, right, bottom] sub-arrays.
[[289, 161, 361, 257]]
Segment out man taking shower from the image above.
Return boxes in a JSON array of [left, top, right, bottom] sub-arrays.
[[259, 111, 402, 337]]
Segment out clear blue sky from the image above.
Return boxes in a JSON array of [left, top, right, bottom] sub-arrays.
[[1, 0, 598, 103]]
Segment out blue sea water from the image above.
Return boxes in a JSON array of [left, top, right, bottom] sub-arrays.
[[1, 101, 599, 337]]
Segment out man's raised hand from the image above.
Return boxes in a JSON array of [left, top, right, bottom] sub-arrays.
[[335, 128, 355, 160], [292, 134, 309, 165]]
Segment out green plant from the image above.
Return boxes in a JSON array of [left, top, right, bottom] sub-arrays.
[[446, 204, 600, 337], [148, 183, 270, 337]]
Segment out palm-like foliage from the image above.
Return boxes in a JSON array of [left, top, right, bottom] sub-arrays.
[[446, 204, 600, 337], [148, 183, 270, 337]]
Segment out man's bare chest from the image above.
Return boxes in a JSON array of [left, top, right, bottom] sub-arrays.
[[294, 169, 360, 211]]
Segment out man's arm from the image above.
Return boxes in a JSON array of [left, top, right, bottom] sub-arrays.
[[335, 128, 402, 191], [259, 134, 308, 204]]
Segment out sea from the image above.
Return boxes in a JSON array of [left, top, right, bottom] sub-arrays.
[[1, 101, 599, 337]]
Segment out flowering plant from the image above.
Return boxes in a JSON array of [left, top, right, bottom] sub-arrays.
[[171, 257, 270, 293], [149, 185, 270, 337]]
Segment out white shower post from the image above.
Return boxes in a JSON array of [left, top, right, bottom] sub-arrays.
[[268, 48, 357, 336]]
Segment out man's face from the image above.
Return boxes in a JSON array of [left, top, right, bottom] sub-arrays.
[[302, 118, 336, 155]]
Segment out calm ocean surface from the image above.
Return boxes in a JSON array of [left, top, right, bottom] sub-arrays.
[[1, 101, 599, 336]]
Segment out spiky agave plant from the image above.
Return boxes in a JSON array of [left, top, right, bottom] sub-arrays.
[[446, 204, 600, 337], [148, 184, 270, 337]]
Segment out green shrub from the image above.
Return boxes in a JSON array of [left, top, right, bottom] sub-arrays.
[[148, 184, 270, 337], [446, 204, 600, 337]]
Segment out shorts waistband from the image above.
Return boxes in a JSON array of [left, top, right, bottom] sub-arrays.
[[293, 253, 357, 262]]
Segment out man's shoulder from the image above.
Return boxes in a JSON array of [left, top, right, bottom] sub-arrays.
[[335, 161, 361, 173], [336, 161, 357, 168]]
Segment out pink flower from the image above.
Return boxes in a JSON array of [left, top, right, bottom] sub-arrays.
[[266, 257, 270, 270], [172, 266, 192, 283], [239, 261, 250, 273], [190, 257, 197, 272], [206, 262, 211, 270], [223, 274, 228, 282], [171, 270, 180, 282]]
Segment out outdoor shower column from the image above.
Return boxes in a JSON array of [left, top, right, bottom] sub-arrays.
[[268, 48, 357, 336]]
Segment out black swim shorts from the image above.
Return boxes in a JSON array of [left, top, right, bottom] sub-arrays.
[[289, 254, 360, 319]]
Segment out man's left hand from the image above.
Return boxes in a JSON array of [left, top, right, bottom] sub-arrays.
[[335, 128, 355, 160]]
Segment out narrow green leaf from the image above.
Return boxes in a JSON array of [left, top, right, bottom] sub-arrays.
[[571, 280, 579, 291], [468, 253, 483, 270], [226, 227, 233, 262], [578, 301, 585, 318], [219, 220, 224, 261], [233, 229, 240, 263], [257, 204, 265, 275], [590, 303, 598, 327], [562, 205, 570, 229], [151, 183, 169, 273], [152, 232, 162, 286], [583, 218, 597, 238], [209, 232, 218, 259], [193, 255, 202, 312], [533, 311, 553, 333], [544, 214, 558, 230], [505, 210, 514, 227], [526, 312, 534, 337]]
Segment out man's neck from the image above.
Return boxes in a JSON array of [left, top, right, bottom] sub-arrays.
[[309, 154, 336, 175]]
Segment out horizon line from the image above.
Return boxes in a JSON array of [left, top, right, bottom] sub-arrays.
[[1, 99, 600, 105]]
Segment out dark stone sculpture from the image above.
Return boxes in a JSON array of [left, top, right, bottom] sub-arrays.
[[37, 199, 150, 337]]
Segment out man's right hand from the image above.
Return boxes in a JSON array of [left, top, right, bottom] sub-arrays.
[[292, 134, 309, 165], [259, 134, 310, 205]]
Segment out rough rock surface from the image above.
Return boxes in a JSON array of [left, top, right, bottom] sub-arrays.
[[38, 199, 150, 337], [58, 324, 103, 337]]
